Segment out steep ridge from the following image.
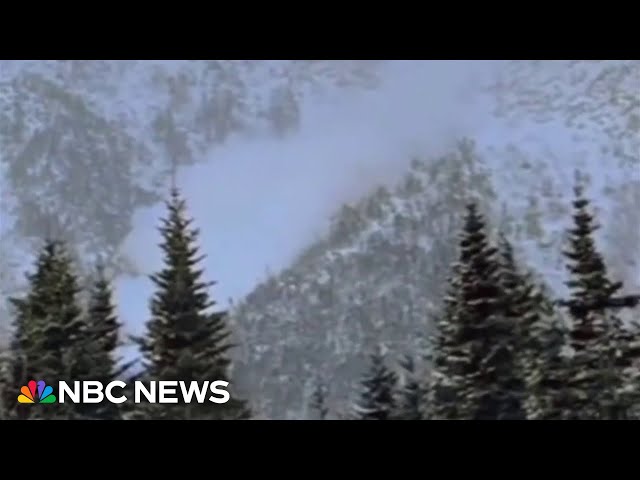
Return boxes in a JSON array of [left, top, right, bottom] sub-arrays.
[[0, 60, 382, 308], [229, 135, 639, 419], [1, 61, 637, 415]]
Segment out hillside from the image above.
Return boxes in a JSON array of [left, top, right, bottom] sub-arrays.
[[0, 60, 382, 338], [229, 137, 639, 419], [1, 61, 638, 416], [0, 60, 381, 278]]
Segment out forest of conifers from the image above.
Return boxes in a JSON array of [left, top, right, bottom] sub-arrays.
[[1, 178, 638, 420]]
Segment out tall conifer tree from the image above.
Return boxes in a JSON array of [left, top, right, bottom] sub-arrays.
[[430, 204, 521, 419], [134, 189, 249, 419], [353, 348, 397, 420], [2, 240, 86, 419], [310, 381, 329, 420], [496, 234, 569, 419], [395, 355, 424, 420], [429, 266, 465, 419], [74, 264, 126, 419], [562, 183, 627, 419]]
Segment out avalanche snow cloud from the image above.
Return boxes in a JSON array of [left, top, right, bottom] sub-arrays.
[[116, 60, 502, 340]]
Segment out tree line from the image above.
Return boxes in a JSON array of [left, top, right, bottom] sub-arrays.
[[337, 184, 640, 420], [1, 181, 639, 420], [0, 190, 248, 419]]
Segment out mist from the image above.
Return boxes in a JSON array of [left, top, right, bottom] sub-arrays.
[[2, 60, 638, 420], [115, 61, 506, 344]]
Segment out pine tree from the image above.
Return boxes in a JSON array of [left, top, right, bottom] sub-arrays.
[[1, 240, 87, 419], [614, 323, 640, 419], [0, 348, 9, 419], [88, 265, 120, 361], [621, 321, 640, 419], [562, 183, 626, 419], [522, 310, 573, 420], [395, 355, 424, 420], [494, 234, 538, 419], [73, 264, 127, 419], [310, 381, 329, 420], [496, 234, 571, 419], [353, 349, 397, 420], [134, 189, 250, 420], [429, 266, 465, 420], [430, 203, 520, 419]]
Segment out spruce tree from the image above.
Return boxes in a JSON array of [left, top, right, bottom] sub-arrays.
[[496, 234, 570, 419], [2, 240, 87, 420], [74, 264, 127, 419], [429, 267, 466, 419], [353, 348, 397, 420], [486, 234, 529, 419], [134, 189, 250, 420], [395, 355, 424, 420], [0, 348, 9, 419], [523, 308, 573, 420], [310, 381, 329, 420], [621, 321, 640, 419], [430, 203, 521, 419], [562, 184, 626, 419]]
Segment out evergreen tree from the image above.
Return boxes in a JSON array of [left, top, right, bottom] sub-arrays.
[[353, 348, 397, 420], [522, 311, 572, 420], [88, 265, 120, 360], [614, 323, 640, 419], [562, 183, 626, 419], [134, 189, 250, 420], [429, 266, 465, 419], [73, 264, 128, 419], [496, 234, 570, 419], [430, 203, 521, 419], [395, 355, 424, 420], [0, 348, 9, 419], [1, 240, 87, 419], [310, 381, 329, 420], [621, 321, 640, 419], [494, 234, 536, 419]]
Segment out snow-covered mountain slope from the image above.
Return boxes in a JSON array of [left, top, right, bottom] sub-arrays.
[[1, 61, 638, 416], [0, 60, 382, 294], [226, 139, 491, 418], [226, 129, 638, 418]]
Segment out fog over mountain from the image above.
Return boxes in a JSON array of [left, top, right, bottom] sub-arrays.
[[1, 60, 638, 418], [118, 61, 497, 308]]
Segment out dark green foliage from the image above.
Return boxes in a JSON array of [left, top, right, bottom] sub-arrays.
[[134, 189, 249, 420], [395, 355, 424, 420], [564, 185, 624, 315], [1, 240, 87, 419], [87, 264, 121, 358], [353, 349, 397, 420], [496, 235, 570, 419], [431, 204, 524, 419], [522, 310, 572, 420], [561, 183, 627, 419], [495, 234, 538, 419], [73, 264, 127, 419], [428, 268, 464, 420]]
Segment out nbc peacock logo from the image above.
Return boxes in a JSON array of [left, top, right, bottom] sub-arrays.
[[18, 380, 57, 404]]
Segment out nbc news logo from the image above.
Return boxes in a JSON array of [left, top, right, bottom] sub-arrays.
[[17, 379, 230, 405], [18, 380, 57, 404]]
